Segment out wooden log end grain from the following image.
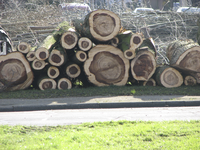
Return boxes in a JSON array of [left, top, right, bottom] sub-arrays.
[[123, 49, 136, 60], [66, 63, 81, 79], [73, 51, 87, 64], [0, 52, 34, 91], [131, 50, 156, 81], [89, 9, 121, 42], [26, 51, 36, 62], [142, 78, 156, 86], [32, 59, 47, 70], [130, 33, 143, 49], [110, 37, 119, 47], [84, 44, 130, 86], [47, 66, 60, 79], [78, 37, 93, 51], [17, 42, 30, 54], [35, 47, 49, 61], [155, 65, 183, 88], [57, 78, 72, 90], [38, 78, 57, 90], [48, 49, 67, 66], [184, 75, 197, 86], [61, 31, 78, 50]]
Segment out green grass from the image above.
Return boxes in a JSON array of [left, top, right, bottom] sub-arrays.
[[0, 120, 199, 150], [0, 85, 200, 99]]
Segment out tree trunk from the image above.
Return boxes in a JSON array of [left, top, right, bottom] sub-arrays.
[[184, 75, 197, 86], [0, 52, 34, 91], [130, 49, 156, 81], [78, 37, 93, 51], [47, 66, 60, 79], [57, 78, 72, 90], [155, 65, 183, 88], [84, 44, 129, 86], [73, 9, 121, 43]]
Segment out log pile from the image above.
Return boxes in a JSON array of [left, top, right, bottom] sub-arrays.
[[1, 9, 200, 91]]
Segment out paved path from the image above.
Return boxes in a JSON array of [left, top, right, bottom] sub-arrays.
[[0, 107, 200, 126]]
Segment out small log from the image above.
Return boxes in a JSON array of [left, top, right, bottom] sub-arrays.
[[78, 37, 93, 51], [141, 78, 156, 86], [17, 42, 30, 54], [73, 9, 121, 43], [131, 49, 156, 81], [26, 51, 36, 62], [47, 66, 60, 79], [0, 52, 34, 91], [197, 18, 200, 45], [184, 75, 197, 86], [60, 31, 79, 50], [110, 37, 119, 47], [155, 65, 183, 88], [32, 59, 47, 70], [35, 46, 50, 61], [65, 63, 81, 79], [84, 44, 130, 86], [38, 76, 57, 90], [48, 47, 67, 66], [57, 78, 72, 90], [72, 51, 87, 64]]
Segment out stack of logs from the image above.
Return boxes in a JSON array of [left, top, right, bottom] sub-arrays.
[[0, 9, 200, 91]]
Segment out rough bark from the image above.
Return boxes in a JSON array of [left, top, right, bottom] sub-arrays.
[[0, 52, 34, 91], [155, 65, 183, 88], [57, 78, 72, 90], [84, 44, 129, 86], [131, 50, 156, 81], [78, 37, 93, 51], [73, 9, 121, 43]]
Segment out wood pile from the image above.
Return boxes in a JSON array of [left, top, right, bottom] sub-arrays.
[[1, 9, 200, 91]]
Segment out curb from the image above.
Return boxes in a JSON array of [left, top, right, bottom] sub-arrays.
[[1, 100, 200, 112]]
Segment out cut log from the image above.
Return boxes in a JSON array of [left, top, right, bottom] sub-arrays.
[[73, 9, 121, 43], [57, 78, 72, 90], [26, 51, 36, 62], [32, 59, 47, 70], [155, 65, 183, 88], [78, 37, 93, 51], [84, 44, 130, 86], [72, 51, 87, 64], [184, 75, 197, 86], [35, 46, 50, 61], [65, 63, 81, 79], [60, 31, 79, 50], [131, 49, 156, 81], [38, 76, 57, 90], [47, 66, 60, 79], [141, 78, 156, 86], [110, 37, 119, 47], [17, 42, 30, 54], [0, 52, 34, 91], [48, 47, 67, 66]]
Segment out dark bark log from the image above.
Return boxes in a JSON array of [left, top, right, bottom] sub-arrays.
[[84, 44, 129, 86], [0, 52, 34, 91], [155, 65, 183, 88]]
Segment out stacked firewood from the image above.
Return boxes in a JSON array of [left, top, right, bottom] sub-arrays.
[[1, 9, 200, 91]]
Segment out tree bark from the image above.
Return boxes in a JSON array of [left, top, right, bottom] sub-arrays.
[[57, 78, 72, 90], [155, 65, 183, 88], [73, 9, 121, 43], [84, 44, 129, 86], [131, 49, 156, 81], [0, 52, 34, 91]]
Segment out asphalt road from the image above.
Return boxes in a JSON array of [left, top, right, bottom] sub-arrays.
[[0, 107, 199, 126]]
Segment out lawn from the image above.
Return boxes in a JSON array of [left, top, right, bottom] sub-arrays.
[[0, 120, 199, 150]]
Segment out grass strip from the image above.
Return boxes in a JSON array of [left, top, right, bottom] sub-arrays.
[[0, 120, 199, 150]]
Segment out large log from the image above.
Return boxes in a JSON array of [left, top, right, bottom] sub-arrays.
[[130, 49, 156, 81], [155, 65, 183, 88], [84, 44, 129, 86], [0, 52, 34, 91], [73, 9, 121, 43]]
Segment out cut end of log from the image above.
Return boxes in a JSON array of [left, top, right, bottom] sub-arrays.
[[61, 31, 78, 49], [124, 49, 136, 60], [32, 59, 46, 70], [26, 51, 36, 62], [57, 78, 72, 90], [111, 37, 119, 47], [17, 42, 30, 54], [75, 51, 87, 62], [89, 9, 121, 41], [130, 33, 143, 49], [184, 75, 197, 86], [66, 64, 81, 78], [48, 49, 66, 66], [35, 47, 49, 61], [142, 78, 156, 86], [78, 37, 93, 51], [39, 78, 57, 90], [84, 45, 129, 86], [47, 66, 60, 79]]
